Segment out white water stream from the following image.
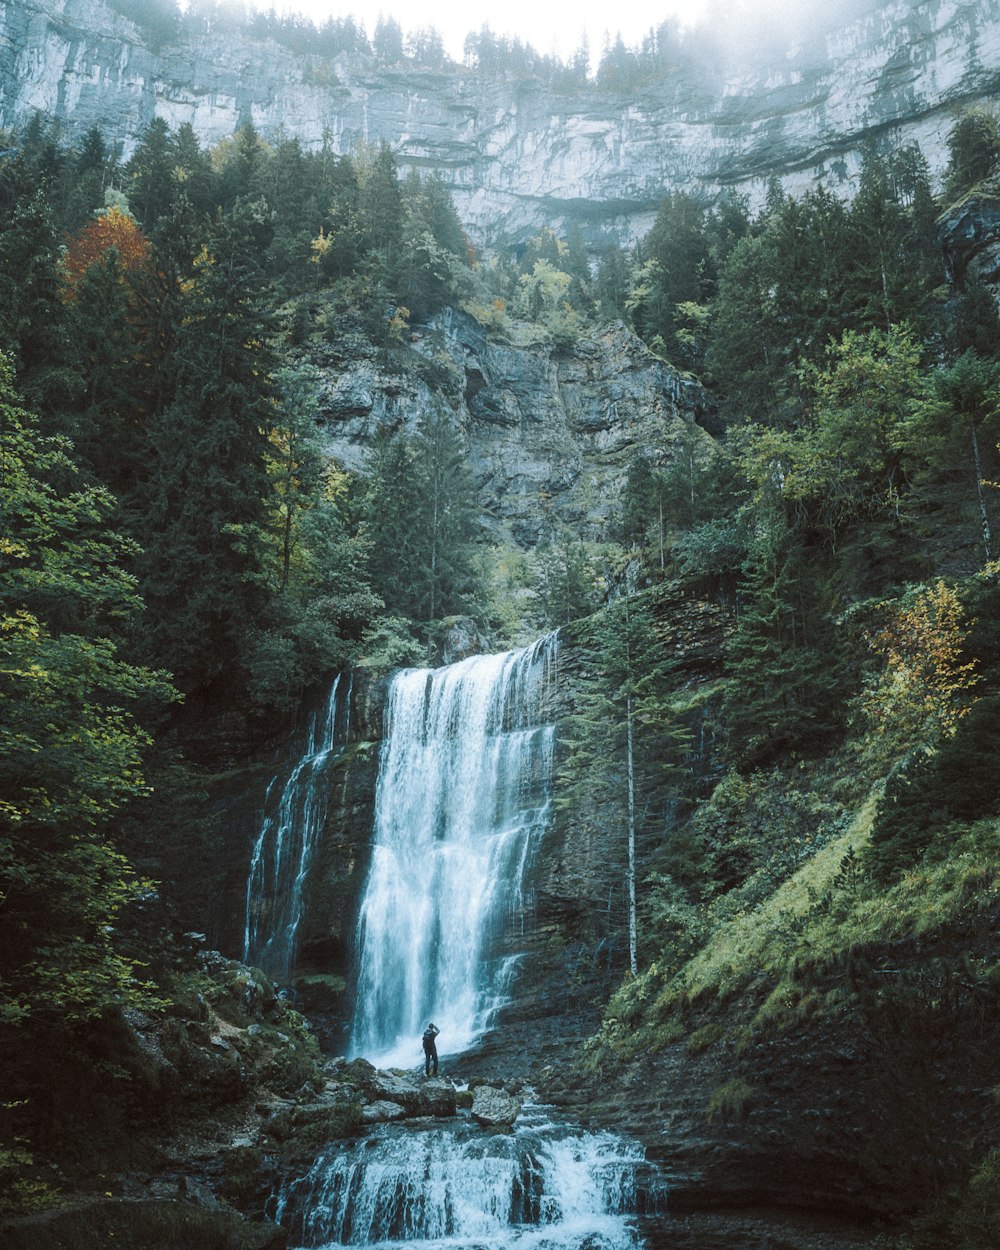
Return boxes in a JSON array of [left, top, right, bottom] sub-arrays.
[[262, 638, 664, 1249], [349, 636, 559, 1068], [277, 1102, 663, 1249], [244, 673, 351, 981]]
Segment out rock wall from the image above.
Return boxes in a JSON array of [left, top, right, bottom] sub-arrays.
[[4, 0, 1000, 239], [311, 310, 714, 547]]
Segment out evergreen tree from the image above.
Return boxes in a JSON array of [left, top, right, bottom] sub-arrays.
[[362, 410, 481, 624], [596, 243, 629, 320], [359, 142, 403, 279], [943, 106, 1000, 202], [170, 122, 217, 216], [722, 519, 844, 767], [126, 117, 175, 231], [0, 352, 175, 1035], [847, 146, 938, 335], [65, 248, 143, 493], [221, 120, 267, 209], [412, 408, 481, 621], [398, 171, 468, 319], [133, 205, 276, 689], [0, 162, 75, 416], [533, 535, 599, 627], [362, 424, 423, 616]]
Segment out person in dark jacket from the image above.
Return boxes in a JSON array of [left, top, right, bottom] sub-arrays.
[[422, 1022, 440, 1076]]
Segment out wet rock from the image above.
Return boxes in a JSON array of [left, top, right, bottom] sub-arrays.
[[361, 1100, 407, 1124], [418, 1078, 458, 1118], [264, 1097, 361, 1143], [439, 616, 487, 665], [341, 1057, 376, 1086], [471, 1085, 522, 1127], [368, 1071, 424, 1113]]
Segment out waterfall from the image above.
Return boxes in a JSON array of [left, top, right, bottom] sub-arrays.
[[350, 635, 559, 1068], [275, 1102, 664, 1249], [244, 673, 351, 982]]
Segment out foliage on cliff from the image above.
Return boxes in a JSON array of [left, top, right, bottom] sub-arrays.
[[561, 107, 1000, 1247]]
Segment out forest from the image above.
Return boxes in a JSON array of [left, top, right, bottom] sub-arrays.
[[2, 72, 1000, 1249]]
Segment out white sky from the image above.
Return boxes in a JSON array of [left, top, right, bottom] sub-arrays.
[[258, 1, 713, 63]]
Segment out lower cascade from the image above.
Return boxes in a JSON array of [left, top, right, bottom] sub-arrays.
[[276, 1102, 666, 1249], [350, 636, 559, 1067]]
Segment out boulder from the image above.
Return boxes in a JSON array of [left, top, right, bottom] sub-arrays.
[[440, 616, 487, 664], [471, 1085, 522, 1127], [341, 1057, 376, 1086], [361, 1100, 407, 1124], [418, 1078, 457, 1118], [368, 1071, 424, 1113]]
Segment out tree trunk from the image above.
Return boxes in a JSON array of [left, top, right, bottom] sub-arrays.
[[971, 418, 993, 563], [626, 690, 637, 978]]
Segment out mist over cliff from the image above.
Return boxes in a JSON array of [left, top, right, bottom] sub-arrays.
[[3, 0, 1000, 240]]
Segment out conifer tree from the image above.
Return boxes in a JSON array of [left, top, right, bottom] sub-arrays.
[[0, 352, 175, 1035], [133, 205, 276, 689], [126, 117, 175, 230]]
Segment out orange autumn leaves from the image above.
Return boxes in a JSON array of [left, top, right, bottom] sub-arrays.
[[63, 203, 149, 294]]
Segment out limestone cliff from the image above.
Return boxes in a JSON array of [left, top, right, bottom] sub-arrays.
[[3, 0, 1000, 239], [309, 309, 713, 547]]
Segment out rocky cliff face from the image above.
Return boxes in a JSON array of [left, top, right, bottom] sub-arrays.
[[310, 309, 713, 546], [3, 0, 1000, 239]]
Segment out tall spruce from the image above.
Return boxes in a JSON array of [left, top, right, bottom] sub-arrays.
[[133, 205, 276, 690]]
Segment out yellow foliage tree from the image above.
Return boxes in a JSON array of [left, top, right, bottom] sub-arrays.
[[862, 580, 980, 755]]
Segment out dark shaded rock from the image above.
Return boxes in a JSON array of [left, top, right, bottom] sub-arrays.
[[368, 1071, 424, 1112], [0, 1197, 288, 1250], [263, 1096, 361, 1144], [439, 616, 487, 665], [418, 1078, 458, 1118], [340, 1057, 375, 1085], [940, 185, 1000, 289]]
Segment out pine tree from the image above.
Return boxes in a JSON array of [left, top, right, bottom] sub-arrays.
[[0, 352, 175, 1035], [133, 205, 276, 689], [126, 117, 175, 231]]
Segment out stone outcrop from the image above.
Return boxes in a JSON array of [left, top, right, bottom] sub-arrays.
[[310, 309, 714, 548], [470, 1085, 522, 1127], [940, 179, 1000, 286], [361, 1099, 407, 1124], [438, 615, 487, 665], [4, 0, 1000, 238]]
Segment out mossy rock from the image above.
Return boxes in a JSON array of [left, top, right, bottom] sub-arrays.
[[0, 1198, 286, 1250]]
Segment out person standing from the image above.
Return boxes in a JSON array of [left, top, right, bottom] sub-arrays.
[[422, 1022, 440, 1077]]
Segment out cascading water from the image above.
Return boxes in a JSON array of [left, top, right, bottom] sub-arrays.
[[275, 1102, 666, 1250], [244, 673, 351, 982], [270, 638, 666, 1250], [349, 636, 559, 1068]]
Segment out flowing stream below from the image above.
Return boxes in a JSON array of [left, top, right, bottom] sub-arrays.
[[276, 1100, 666, 1250]]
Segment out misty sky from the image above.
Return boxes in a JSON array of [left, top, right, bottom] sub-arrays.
[[256, 1, 715, 62]]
